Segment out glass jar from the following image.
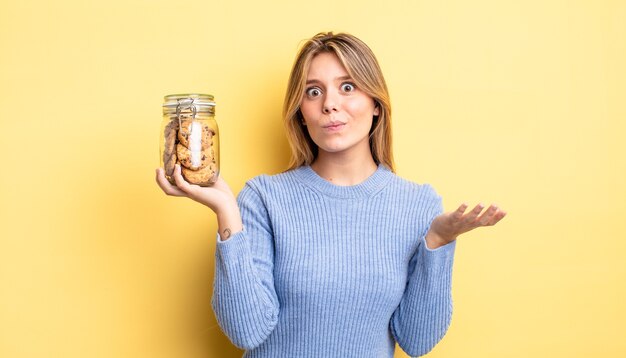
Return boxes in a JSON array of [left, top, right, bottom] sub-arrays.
[[160, 94, 220, 186]]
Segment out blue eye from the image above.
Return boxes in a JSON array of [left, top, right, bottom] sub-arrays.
[[306, 87, 322, 98], [341, 83, 356, 92]]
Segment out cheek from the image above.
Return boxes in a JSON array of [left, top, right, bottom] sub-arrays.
[[299, 101, 317, 121], [345, 98, 376, 120]]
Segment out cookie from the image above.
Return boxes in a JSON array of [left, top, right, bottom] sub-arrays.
[[164, 153, 177, 181], [177, 120, 214, 150], [182, 162, 217, 186], [163, 119, 179, 181], [163, 119, 178, 150], [176, 143, 214, 170]]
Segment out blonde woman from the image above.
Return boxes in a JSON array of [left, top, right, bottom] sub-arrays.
[[156, 32, 506, 357]]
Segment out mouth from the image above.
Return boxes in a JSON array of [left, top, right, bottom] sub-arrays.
[[323, 122, 346, 130]]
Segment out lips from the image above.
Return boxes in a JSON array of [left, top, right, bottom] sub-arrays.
[[323, 121, 346, 130]]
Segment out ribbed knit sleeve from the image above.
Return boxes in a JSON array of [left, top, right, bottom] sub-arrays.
[[211, 182, 279, 350], [390, 185, 456, 357]]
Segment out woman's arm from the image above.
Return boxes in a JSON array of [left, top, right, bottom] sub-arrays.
[[390, 187, 506, 356], [156, 166, 279, 349], [211, 183, 280, 349], [390, 188, 455, 356]]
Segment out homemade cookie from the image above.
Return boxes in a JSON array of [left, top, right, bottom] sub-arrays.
[[181, 162, 217, 186], [176, 143, 214, 170], [164, 153, 177, 180], [177, 120, 214, 150], [163, 119, 179, 181], [163, 119, 178, 150]]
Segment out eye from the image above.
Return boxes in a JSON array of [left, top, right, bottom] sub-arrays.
[[306, 87, 322, 98], [341, 82, 356, 93]]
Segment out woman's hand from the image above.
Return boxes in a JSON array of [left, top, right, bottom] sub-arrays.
[[155, 164, 243, 239], [425, 203, 507, 249]]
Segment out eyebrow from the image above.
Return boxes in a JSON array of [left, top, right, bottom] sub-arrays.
[[306, 75, 353, 85]]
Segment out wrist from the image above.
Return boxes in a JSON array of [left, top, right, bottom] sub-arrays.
[[216, 204, 242, 241], [425, 230, 455, 249]]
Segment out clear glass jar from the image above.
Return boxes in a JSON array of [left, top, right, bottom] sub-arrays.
[[160, 94, 219, 186]]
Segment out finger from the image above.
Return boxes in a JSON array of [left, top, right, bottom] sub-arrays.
[[482, 206, 507, 226], [453, 203, 469, 219], [173, 164, 199, 197], [478, 204, 499, 225], [464, 203, 485, 224], [156, 168, 186, 196], [488, 209, 507, 226]]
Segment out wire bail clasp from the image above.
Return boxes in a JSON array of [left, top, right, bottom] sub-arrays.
[[176, 97, 196, 128]]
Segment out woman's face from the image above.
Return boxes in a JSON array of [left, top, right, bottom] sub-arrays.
[[300, 52, 379, 160]]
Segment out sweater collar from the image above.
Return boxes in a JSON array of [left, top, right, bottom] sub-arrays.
[[293, 164, 393, 199]]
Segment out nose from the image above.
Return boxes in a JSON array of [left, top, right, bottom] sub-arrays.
[[322, 92, 339, 114]]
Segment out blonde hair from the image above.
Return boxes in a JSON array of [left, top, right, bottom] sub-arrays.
[[283, 32, 395, 172]]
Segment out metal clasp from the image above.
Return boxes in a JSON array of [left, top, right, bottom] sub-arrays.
[[176, 97, 196, 118], [176, 97, 196, 129]]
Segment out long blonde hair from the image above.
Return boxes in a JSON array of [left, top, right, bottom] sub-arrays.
[[283, 32, 395, 172]]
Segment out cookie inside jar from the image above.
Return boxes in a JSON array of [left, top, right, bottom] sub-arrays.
[[161, 94, 219, 187]]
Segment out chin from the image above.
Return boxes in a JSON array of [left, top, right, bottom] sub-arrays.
[[317, 141, 349, 153]]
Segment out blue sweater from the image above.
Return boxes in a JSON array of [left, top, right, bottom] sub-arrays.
[[212, 164, 456, 357]]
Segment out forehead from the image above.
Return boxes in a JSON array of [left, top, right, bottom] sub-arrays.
[[306, 52, 349, 79]]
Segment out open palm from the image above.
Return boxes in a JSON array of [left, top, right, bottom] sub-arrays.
[[426, 203, 507, 248]]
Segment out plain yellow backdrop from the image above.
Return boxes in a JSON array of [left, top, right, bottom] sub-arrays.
[[1, 0, 625, 357]]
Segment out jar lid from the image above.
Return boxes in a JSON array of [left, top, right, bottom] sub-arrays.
[[163, 93, 215, 114]]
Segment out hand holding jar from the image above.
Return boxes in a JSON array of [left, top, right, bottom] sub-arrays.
[[156, 94, 242, 240]]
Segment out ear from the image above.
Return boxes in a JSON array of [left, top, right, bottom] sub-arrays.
[[297, 109, 307, 125], [373, 104, 380, 116]]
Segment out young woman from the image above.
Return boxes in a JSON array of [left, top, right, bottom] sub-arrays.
[[156, 32, 506, 357]]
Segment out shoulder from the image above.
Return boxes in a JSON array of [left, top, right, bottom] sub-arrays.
[[383, 173, 444, 223], [380, 171, 443, 216], [385, 171, 441, 203], [239, 168, 303, 200]]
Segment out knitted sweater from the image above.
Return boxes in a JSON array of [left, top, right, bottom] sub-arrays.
[[212, 164, 456, 357]]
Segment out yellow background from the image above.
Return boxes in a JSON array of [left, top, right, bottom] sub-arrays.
[[1, 0, 625, 357]]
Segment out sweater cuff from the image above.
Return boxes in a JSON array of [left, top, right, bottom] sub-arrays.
[[216, 230, 249, 262], [419, 236, 456, 267]]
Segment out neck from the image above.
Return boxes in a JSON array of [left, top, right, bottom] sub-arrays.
[[311, 151, 377, 186]]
